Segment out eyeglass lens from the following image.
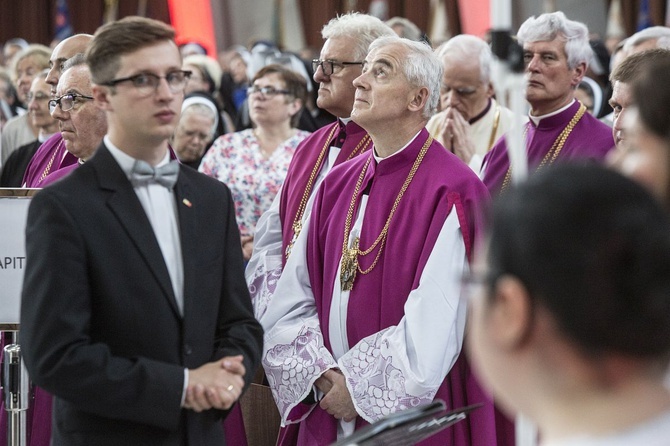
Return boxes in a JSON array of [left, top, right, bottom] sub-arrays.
[[312, 59, 333, 76], [48, 95, 75, 113]]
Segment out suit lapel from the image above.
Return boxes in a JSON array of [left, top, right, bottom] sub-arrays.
[[91, 145, 182, 319]]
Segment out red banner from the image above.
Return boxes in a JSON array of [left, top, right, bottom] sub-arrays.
[[167, 0, 217, 55], [458, 0, 491, 37]]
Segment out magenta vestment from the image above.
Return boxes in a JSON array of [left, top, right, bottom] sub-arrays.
[[482, 101, 614, 195], [275, 129, 511, 445]]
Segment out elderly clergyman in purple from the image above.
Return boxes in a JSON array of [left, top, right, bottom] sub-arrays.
[[259, 35, 509, 446], [481, 12, 614, 195]]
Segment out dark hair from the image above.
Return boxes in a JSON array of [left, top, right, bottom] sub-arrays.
[[632, 56, 670, 141], [489, 164, 670, 360], [610, 48, 670, 84], [252, 64, 307, 127], [632, 56, 670, 210], [86, 16, 176, 85]]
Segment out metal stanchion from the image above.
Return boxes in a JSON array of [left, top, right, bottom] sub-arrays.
[[3, 336, 28, 446]]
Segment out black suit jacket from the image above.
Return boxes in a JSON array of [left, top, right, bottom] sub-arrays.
[[20, 144, 264, 446]]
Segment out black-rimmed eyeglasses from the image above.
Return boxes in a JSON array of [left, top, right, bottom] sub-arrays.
[[48, 93, 94, 114], [246, 86, 291, 97], [101, 70, 192, 96], [312, 59, 364, 76]]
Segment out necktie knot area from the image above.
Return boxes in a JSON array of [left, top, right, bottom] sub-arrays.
[[130, 160, 179, 189]]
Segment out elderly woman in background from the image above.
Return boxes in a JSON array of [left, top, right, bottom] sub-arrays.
[[1, 44, 51, 164], [200, 64, 310, 260], [171, 94, 218, 169]]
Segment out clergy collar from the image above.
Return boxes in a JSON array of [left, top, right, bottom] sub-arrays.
[[528, 99, 575, 126], [373, 129, 421, 163], [468, 98, 492, 125], [339, 117, 352, 126], [104, 135, 171, 181]]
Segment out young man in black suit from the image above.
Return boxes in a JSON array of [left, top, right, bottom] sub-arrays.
[[20, 16, 263, 446]]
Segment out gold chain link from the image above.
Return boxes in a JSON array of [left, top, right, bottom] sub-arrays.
[[286, 125, 371, 260], [340, 137, 433, 290], [38, 140, 64, 183], [501, 103, 586, 192]]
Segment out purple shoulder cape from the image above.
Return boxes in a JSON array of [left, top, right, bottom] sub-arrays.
[[22, 133, 77, 188], [482, 101, 614, 195], [279, 121, 370, 265]]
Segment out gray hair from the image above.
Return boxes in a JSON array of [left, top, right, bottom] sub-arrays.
[[322, 12, 395, 61], [62, 53, 87, 71], [517, 11, 592, 70], [368, 35, 442, 119], [435, 34, 492, 84], [624, 26, 670, 52], [11, 44, 51, 78], [385, 16, 422, 41]]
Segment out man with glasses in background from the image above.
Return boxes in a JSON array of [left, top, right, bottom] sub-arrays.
[[21, 34, 93, 188], [20, 16, 263, 446], [34, 54, 107, 186], [246, 12, 395, 321]]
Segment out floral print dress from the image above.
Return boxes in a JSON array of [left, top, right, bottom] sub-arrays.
[[199, 128, 310, 236]]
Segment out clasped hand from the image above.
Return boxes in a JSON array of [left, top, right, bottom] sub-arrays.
[[316, 369, 357, 422], [184, 355, 246, 412], [440, 106, 476, 163]]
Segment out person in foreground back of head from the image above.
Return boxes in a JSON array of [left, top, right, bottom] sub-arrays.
[[468, 163, 670, 446]]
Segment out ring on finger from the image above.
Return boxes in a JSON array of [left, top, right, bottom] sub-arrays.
[[227, 384, 234, 392]]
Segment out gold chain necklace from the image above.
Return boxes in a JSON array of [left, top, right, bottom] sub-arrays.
[[285, 125, 371, 260], [38, 139, 64, 183], [486, 104, 501, 151], [340, 137, 433, 292], [501, 103, 586, 192]]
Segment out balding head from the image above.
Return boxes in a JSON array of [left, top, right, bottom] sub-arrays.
[[46, 34, 93, 95]]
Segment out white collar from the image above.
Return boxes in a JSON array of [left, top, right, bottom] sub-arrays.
[[373, 130, 422, 162], [529, 99, 576, 126]]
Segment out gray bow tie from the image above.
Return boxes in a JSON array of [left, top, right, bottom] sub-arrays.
[[130, 160, 179, 189]]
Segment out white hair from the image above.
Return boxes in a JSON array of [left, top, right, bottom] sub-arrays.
[[435, 34, 492, 84], [385, 16, 422, 41], [322, 12, 395, 61], [624, 26, 670, 52], [517, 11, 592, 70], [368, 35, 442, 119]]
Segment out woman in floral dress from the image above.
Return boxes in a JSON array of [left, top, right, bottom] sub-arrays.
[[200, 64, 310, 260]]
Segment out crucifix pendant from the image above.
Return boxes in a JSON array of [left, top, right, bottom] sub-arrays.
[[285, 221, 303, 260], [340, 237, 359, 291]]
